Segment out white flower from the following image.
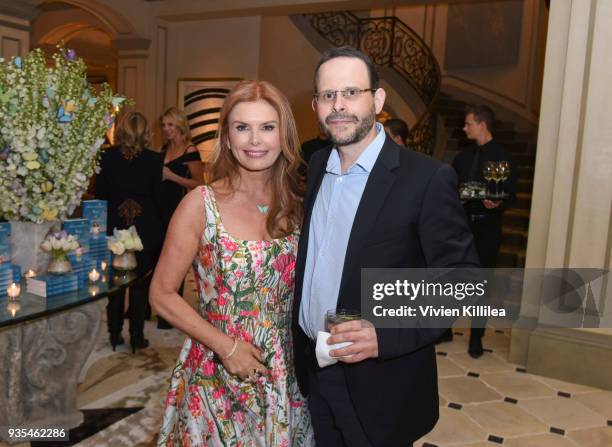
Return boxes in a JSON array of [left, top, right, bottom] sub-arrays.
[[107, 225, 143, 253]]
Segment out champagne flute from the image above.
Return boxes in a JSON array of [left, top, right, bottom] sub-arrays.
[[482, 161, 495, 196], [497, 161, 510, 196]]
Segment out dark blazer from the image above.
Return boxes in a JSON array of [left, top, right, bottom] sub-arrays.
[[292, 136, 479, 446]]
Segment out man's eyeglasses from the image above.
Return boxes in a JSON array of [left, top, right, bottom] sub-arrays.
[[313, 88, 376, 104]]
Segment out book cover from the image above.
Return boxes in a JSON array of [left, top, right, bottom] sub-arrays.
[[63, 218, 91, 253], [83, 200, 108, 234]]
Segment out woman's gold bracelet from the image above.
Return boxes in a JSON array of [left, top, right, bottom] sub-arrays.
[[222, 337, 238, 360]]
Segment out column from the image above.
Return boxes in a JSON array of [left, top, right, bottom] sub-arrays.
[[510, 0, 612, 390]]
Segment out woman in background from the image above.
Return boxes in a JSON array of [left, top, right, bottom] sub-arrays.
[[152, 80, 313, 446], [96, 112, 164, 352], [158, 107, 205, 328]]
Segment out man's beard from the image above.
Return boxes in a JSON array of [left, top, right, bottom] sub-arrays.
[[322, 106, 376, 147]]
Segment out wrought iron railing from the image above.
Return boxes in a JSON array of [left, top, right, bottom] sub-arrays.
[[305, 11, 441, 155]]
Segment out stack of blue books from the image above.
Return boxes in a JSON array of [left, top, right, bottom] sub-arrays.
[[67, 253, 97, 289], [11, 264, 21, 283], [0, 223, 22, 295], [89, 234, 111, 268], [26, 273, 78, 297], [63, 218, 90, 253], [0, 222, 10, 264], [82, 200, 108, 234], [0, 263, 15, 297], [82, 200, 111, 269]]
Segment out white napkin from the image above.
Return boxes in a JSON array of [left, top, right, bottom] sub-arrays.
[[315, 331, 353, 368]]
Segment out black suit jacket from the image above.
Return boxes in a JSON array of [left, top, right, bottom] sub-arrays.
[[292, 136, 479, 446]]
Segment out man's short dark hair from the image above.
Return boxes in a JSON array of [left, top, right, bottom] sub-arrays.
[[384, 118, 410, 146], [313, 46, 380, 92], [466, 105, 495, 133]]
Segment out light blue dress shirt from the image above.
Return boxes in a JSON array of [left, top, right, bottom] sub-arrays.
[[299, 123, 386, 340]]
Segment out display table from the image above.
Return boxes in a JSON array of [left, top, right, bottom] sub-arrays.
[[0, 270, 141, 444]]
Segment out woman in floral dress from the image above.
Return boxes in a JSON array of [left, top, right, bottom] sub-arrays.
[[151, 80, 313, 446]]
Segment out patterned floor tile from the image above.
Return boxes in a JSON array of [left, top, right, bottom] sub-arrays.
[[519, 396, 607, 431], [462, 401, 548, 438], [480, 371, 556, 400], [438, 376, 502, 404]]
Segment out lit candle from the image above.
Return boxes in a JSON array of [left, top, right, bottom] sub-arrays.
[[100, 260, 107, 272], [6, 283, 20, 299], [7, 301, 21, 317], [89, 285, 100, 296], [25, 269, 36, 278], [88, 268, 100, 282]]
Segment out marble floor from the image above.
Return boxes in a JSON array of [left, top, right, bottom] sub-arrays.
[[3, 279, 611, 446]]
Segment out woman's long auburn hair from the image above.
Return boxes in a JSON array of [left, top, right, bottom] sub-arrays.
[[206, 80, 305, 238]]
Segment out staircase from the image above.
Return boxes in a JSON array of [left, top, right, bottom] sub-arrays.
[[291, 11, 440, 155], [436, 92, 536, 268]]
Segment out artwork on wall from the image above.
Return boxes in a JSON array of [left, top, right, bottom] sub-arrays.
[[444, 0, 523, 70], [177, 78, 242, 159]]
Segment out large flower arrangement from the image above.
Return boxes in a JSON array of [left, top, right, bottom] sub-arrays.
[[0, 47, 126, 223]]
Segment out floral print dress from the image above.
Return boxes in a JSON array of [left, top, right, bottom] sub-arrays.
[[158, 186, 313, 447]]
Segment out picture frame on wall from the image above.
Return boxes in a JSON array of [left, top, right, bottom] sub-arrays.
[[177, 77, 242, 159]]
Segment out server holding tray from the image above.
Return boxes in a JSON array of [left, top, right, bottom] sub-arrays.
[[448, 105, 517, 357]]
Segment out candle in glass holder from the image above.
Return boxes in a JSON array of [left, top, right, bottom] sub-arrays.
[[24, 269, 36, 278], [88, 268, 100, 282], [7, 301, 21, 317], [6, 283, 20, 300], [89, 285, 100, 296], [100, 260, 107, 272]]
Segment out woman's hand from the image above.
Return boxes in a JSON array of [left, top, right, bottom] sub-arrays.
[[162, 166, 175, 181], [219, 338, 269, 382]]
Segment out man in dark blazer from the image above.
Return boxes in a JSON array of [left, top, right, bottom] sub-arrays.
[[292, 46, 479, 446]]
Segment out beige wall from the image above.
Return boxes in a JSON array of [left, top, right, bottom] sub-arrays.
[[258, 16, 321, 142], [162, 17, 262, 110]]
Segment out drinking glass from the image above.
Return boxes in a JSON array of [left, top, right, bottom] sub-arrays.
[[325, 309, 361, 331], [482, 161, 495, 196], [497, 161, 510, 196]]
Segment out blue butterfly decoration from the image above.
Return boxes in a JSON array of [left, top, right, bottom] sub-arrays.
[[57, 106, 73, 123], [14, 57, 21, 69]]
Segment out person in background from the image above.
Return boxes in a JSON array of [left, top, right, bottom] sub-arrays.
[[384, 118, 409, 147], [96, 112, 164, 352], [445, 104, 517, 358], [301, 130, 331, 166], [152, 80, 313, 446], [157, 107, 205, 329]]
